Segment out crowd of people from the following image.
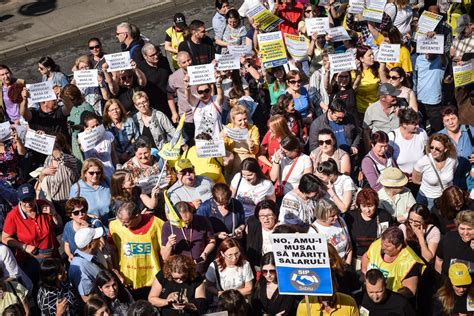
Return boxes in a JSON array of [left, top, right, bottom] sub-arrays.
[[0, 0, 473, 314]]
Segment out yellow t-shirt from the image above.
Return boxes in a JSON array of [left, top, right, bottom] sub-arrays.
[[182, 146, 226, 184], [355, 68, 380, 114], [296, 292, 360, 316], [224, 123, 260, 158], [387, 46, 413, 73]]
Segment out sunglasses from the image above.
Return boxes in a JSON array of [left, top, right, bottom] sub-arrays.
[[262, 269, 276, 275], [180, 168, 195, 175], [318, 139, 332, 146], [388, 76, 400, 80], [89, 45, 101, 50], [288, 79, 302, 84], [88, 171, 102, 175], [430, 146, 443, 152], [197, 88, 211, 95], [72, 209, 87, 216]]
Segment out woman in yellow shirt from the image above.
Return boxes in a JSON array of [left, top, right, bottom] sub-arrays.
[[383, 26, 413, 76], [353, 45, 387, 118], [222, 105, 260, 178]]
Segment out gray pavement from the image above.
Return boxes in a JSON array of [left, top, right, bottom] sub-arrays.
[[1, 0, 244, 82]]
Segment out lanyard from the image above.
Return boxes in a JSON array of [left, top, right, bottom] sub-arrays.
[[181, 224, 193, 250]]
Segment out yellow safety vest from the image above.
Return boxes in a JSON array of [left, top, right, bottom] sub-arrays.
[[366, 239, 426, 292], [109, 216, 164, 289], [165, 26, 185, 69]]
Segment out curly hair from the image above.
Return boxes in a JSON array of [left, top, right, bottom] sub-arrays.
[[162, 255, 197, 281], [435, 186, 469, 220], [426, 133, 457, 159]]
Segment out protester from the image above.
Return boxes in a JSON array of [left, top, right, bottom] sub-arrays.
[[0, 266, 30, 315], [310, 128, 351, 176], [165, 13, 187, 70], [92, 270, 134, 316]]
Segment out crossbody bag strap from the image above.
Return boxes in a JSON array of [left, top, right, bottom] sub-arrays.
[[232, 173, 243, 198], [282, 156, 300, 186], [213, 261, 223, 291], [427, 156, 445, 191], [465, 125, 474, 146]]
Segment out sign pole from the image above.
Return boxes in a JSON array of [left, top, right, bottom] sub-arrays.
[[305, 295, 311, 316]]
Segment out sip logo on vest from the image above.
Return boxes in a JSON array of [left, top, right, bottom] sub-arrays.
[[123, 242, 152, 256]]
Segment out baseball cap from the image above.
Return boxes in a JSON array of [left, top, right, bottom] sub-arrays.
[[448, 263, 472, 286], [74, 227, 104, 249], [378, 83, 401, 97], [455, 14, 471, 35], [17, 184, 35, 201], [174, 13, 187, 29], [175, 159, 194, 173]]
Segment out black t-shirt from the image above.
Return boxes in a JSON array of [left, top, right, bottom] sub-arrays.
[[141, 125, 157, 148], [138, 58, 172, 117], [251, 283, 300, 316], [436, 230, 474, 276], [432, 292, 473, 316], [178, 37, 215, 65], [360, 289, 416, 316], [115, 86, 141, 114], [345, 209, 394, 257], [156, 271, 204, 316], [30, 106, 70, 139]]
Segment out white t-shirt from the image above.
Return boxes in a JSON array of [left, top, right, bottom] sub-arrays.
[[389, 128, 428, 174], [414, 154, 458, 198], [331, 175, 356, 202], [193, 96, 223, 139], [279, 190, 317, 225], [205, 260, 254, 291], [280, 154, 312, 194], [231, 173, 275, 220], [84, 131, 115, 181], [310, 217, 351, 260], [385, 3, 413, 35], [261, 228, 274, 255], [0, 244, 33, 291]]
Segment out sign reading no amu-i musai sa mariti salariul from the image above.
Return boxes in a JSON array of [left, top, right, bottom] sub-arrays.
[[271, 234, 333, 296]]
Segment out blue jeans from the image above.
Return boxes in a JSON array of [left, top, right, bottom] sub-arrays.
[[416, 191, 435, 211]]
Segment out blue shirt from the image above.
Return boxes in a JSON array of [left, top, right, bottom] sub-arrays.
[[212, 12, 226, 35], [197, 198, 245, 234], [108, 117, 140, 155], [413, 54, 445, 105], [62, 219, 105, 254], [68, 250, 103, 296], [328, 119, 349, 152], [289, 87, 310, 117], [69, 180, 111, 224]]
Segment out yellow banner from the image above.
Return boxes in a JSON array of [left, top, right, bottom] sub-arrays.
[[453, 61, 474, 88]]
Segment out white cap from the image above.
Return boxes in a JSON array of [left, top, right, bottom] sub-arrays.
[[74, 227, 104, 249]]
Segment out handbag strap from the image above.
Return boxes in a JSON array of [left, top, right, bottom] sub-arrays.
[[282, 156, 299, 186], [427, 155, 445, 191]]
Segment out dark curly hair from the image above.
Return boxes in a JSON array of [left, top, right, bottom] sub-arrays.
[[162, 255, 197, 282]]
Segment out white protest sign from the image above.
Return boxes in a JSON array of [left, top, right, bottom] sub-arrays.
[[196, 139, 226, 158], [363, 0, 386, 22], [216, 54, 241, 71], [203, 312, 228, 316], [271, 234, 333, 295], [305, 17, 330, 36], [417, 11, 443, 34], [73, 69, 99, 89], [26, 81, 56, 103], [78, 125, 106, 152], [188, 64, 216, 85], [416, 34, 444, 54], [24, 129, 56, 155], [327, 26, 351, 42], [0, 122, 11, 141], [376, 43, 400, 63], [104, 52, 132, 72], [228, 45, 249, 56], [329, 52, 356, 74], [224, 126, 248, 141], [137, 173, 170, 194], [348, 0, 365, 14]]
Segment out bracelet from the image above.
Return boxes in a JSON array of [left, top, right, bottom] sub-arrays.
[[273, 160, 280, 165]]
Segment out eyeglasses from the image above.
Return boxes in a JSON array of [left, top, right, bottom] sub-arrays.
[[116, 32, 127, 36], [224, 252, 240, 259], [259, 214, 275, 220], [288, 79, 302, 85], [388, 76, 400, 80], [430, 146, 443, 152], [108, 108, 120, 113], [72, 209, 87, 216], [89, 45, 101, 50], [318, 139, 332, 146], [180, 168, 195, 175], [88, 171, 102, 175], [262, 269, 276, 275], [197, 88, 211, 95]]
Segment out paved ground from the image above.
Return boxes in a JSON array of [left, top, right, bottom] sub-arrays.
[[1, 0, 244, 81]]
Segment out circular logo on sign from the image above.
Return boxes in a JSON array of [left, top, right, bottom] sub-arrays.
[[290, 269, 320, 291]]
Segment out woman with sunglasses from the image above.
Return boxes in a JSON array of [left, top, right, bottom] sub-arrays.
[[88, 37, 106, 68], [324, 69, 358, 121], [108, 61, 147, 114], [285, 70, 311, 120], [251, 252, 299, 316], [206, 237, 254, 298], [387, 67, 418, 112], [38, 56, 69, 89], [310, 128, 351, 176], [316, 159, 356, 213], [297, 3, 317, 41], [412, 133, 458, 210], [69, 158, 111, 225], [185, 74, 225, 140], [132, 91, 176, 151], [149, 254, 206, 315], [103, 99, 140, 164], [62, 197, 105, 262], [308, 33, 335, 75]]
